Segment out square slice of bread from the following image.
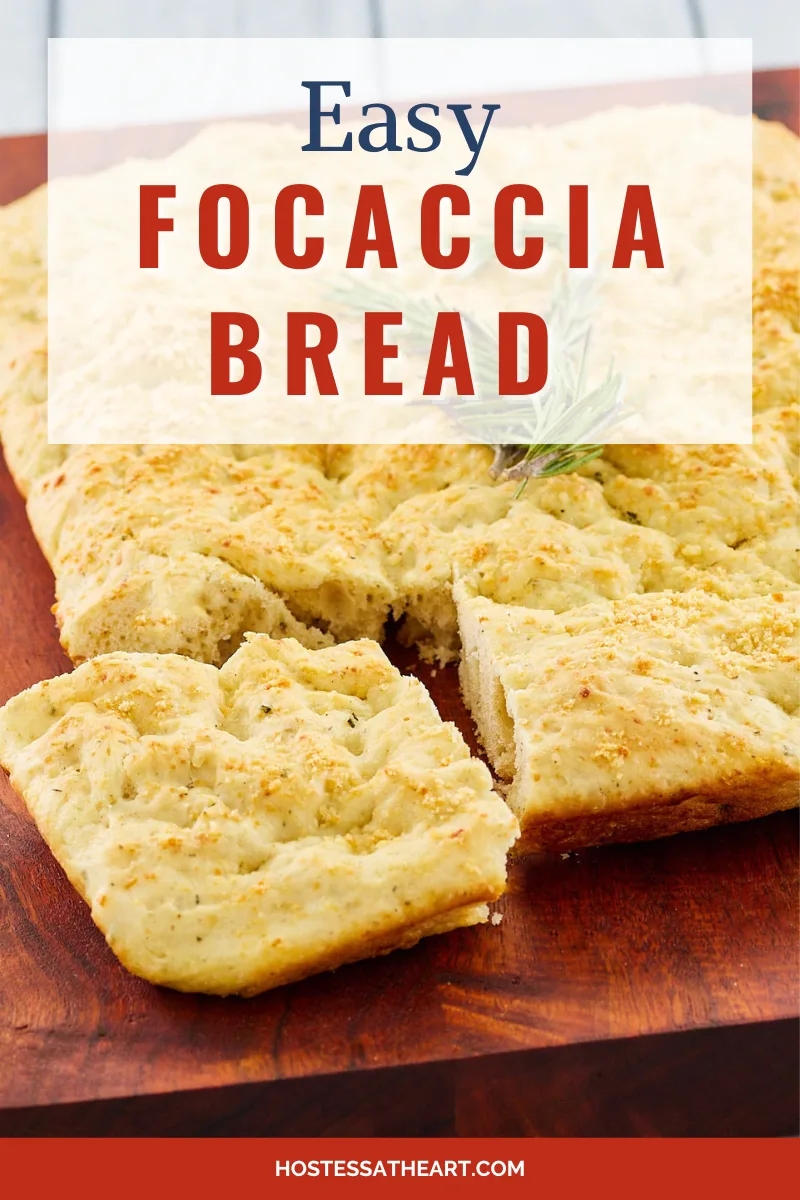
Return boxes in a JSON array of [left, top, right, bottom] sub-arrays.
[[0, 635, 518, 996], [457, 583, 799, 850]]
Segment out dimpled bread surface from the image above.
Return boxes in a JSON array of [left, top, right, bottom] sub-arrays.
[[0, 635, 518, 995], [0, 114, 797, 871], [0, 116, 796, 667], [456, 586, 799, 850]]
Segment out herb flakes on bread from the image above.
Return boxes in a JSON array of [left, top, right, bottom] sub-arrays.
[[0, 635, 518, 995]]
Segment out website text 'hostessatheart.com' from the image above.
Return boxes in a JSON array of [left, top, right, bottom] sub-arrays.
[[275, 1158, 525, 1179]]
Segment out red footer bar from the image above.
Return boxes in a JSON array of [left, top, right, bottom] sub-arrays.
[[2, 1137, 798, 1197]]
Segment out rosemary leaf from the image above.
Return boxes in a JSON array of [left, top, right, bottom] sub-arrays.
[[327, 248, 625, 486]]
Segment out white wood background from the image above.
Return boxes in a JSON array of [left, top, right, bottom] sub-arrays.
[[0, 0, 797, 135]]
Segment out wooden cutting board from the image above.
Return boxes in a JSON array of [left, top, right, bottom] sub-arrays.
[[0, 71, 798, 1137]]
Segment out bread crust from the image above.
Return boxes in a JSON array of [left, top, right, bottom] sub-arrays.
[[1, 115, 798, 666], [0, 113, 798, 870], [516, 770, 799, 853], [0, 637, 518, 995], [457, 587, 799, 850]]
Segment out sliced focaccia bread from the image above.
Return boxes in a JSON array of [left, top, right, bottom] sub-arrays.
[[377, 471, 794, 662], [457, 584, 799, 850], [752, 118, 800, 413], [599, 407, 799, 555], [0, 187, 62, 496], [24, 443, 395, 662], [0, 322, 67, 496], [0, 635, 518, 996], [0, 184, 46, 329]]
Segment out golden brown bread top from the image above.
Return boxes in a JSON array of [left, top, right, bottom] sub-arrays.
[[0, 634, 518, 995], [456, 584, 799, 834], [0, 116, 797, 666]]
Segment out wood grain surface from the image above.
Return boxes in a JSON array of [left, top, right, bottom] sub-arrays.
[[0, 71, 798, 1136]]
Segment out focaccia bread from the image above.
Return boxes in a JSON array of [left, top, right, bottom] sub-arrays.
[[599, 408, 798, 561], [9, 415, 796, 666], [1, 119, 798, 668], [752, 118, 800, 412], [10, 394, 794, 669], [457, 584, 799, 850], [329, 436, 795, 662], [0, 635, 518, 995], [0, 187, 64, 495], [25, 443, 391, 662]]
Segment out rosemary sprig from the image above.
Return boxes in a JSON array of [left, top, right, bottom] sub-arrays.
[[486, 272, 625, 492], [327, 242, 624, 488]]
